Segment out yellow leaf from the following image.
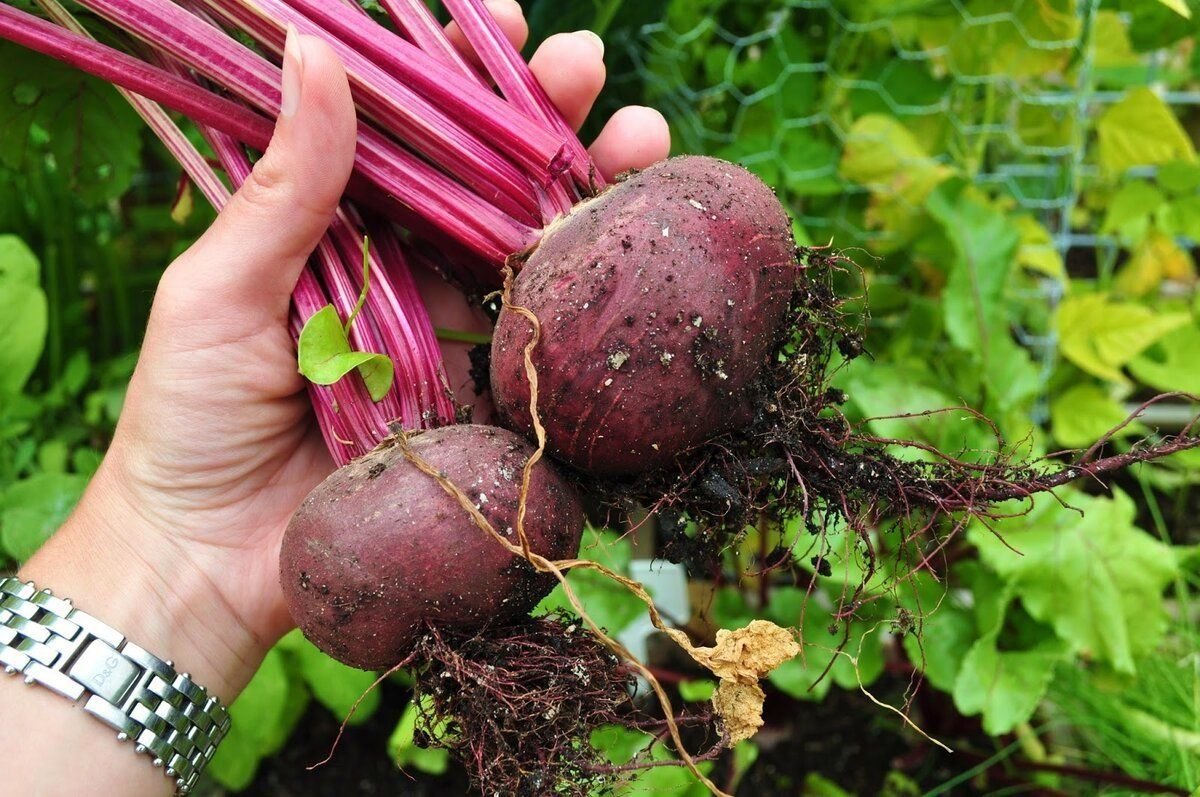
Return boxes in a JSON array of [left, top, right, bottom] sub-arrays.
[[1098, 88, 1197, 177], [840, 115, 952, 205], [1015, 214, 1064, 279], [1056, 293, 1190, 383], [1115, 229, 1195, 296], [1155, 0, 1192, 19], [1091, 11, 1140, 68]]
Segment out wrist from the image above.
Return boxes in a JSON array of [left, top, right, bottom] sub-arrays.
[[17, 468, 266, 702]]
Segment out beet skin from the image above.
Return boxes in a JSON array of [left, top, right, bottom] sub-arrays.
[[280, 424, 584, 670], [490, 155, 797, 478]]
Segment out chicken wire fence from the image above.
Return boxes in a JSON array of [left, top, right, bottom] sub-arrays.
[[612, 0, 1197, 416]]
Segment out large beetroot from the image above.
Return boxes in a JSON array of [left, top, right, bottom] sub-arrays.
[[490, 156, 798, 478], [280, 424, 583, 670]]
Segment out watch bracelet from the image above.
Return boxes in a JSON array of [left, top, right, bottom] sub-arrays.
[[0, 576, 231, 794]]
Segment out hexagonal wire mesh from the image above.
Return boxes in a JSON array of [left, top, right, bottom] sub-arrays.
[[613, 0, 1159, 417]]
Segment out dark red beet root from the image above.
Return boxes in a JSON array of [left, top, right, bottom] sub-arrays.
[[491, 155, 797, 478], [279, 424, 584, 670]]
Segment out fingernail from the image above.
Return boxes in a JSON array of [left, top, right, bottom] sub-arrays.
[[280, 24, 304, 118], [574, 30, 605, 58]]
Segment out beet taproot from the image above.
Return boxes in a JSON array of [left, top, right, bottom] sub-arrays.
[[490, 155, 797, 478], [279, 424, 583, 670]]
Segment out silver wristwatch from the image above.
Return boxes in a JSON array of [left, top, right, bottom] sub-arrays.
[[0, 576, 231, 794]]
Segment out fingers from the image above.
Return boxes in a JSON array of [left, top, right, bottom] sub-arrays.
[[589, 106, 672, 179], [529, 31, 606, 131], [444, 0, 528, 68], [162, 30, 357, 323]]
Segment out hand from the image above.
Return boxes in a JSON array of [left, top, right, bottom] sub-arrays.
[[18, 0, 670, 708]]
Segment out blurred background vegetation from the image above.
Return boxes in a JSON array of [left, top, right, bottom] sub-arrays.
[[3, 0, 1200, 793]]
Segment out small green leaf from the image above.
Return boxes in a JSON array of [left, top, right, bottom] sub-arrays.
[[1098, 88, 1196, 178], [1157, 160, 1200, 194], [1153, 0, 1191, 19], [537, 528, 644, 634], [297, 305, 394, 401], [0, 236, 48, 396], [969, 491, 1178, 673], [388, 696, 450, 775], [1049, 383, 1145, 449], [1056, 293, 1190, 383], [677, 679, 717, 702], [1101, 181, 1164, 240], [209, 648, 307, 790], [0, 474, 88, 560], [286, 632, 381, 724], [590, 724, 652, 766], [1129, 323, 1200, 393], [953, 629, 1067, 735]]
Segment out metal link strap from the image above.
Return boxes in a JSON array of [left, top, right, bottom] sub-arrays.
[[0, 577, 230, 794]]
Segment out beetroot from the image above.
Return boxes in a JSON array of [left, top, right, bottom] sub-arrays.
[[490, 155, 798, 478], [279, 424, 583, 670]]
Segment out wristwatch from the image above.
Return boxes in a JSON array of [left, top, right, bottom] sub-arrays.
[[0, 576, 231, 794]]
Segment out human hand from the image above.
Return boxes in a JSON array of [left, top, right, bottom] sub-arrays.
[[19, 0, 670, 703]]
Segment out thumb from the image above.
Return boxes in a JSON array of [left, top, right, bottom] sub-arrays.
[[164, 28, 357, 323]]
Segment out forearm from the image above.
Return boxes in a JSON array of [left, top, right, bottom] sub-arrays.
[[0, 470, 268, 796]]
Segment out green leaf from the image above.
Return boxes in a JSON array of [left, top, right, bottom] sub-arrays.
[[209, 648, 307, 790], [387, 696, 450, 775], [0, 473, 88, 560], [898, 575, 977, 693], [0, 42, 143, 205], [969, 491, 1178, 673], [767, 588, 885, 700], [283, 631, 381, 724], [0, 236, 48, 396], [1129, 323, 1200, 393], [839, 114, 951, 204], [953, 628, 1067, 735], [1153, 0, 1191, 19], [678, 678, 717, 702], [1055, 293, 1190, 383], [1098, 88, 1197, 178], [297, 305, 394, 401], [537, 529, 643, 635], [1157, 160, 1200, 194], [1101, 181, 1164, 240], [1049, 383, 1145, 448]]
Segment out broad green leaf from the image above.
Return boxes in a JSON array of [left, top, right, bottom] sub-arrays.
[[842, 361, 994, 459], [969, 491, 1178, 673], [283, 632, 381, 724], [1101, 181, 1164, 241], [1157, 195, 1200, 241], [1049, 383, 1145, 449], [898, 575, 977, 693], [0, 43, 143, 205], [677, 679, 717, 702], [839, 115, 951, 204], [1157, 160, 1200, 194], [927, 183, 1019, 351], [1153, 0, 1191, 18], [768, 588, 884, 700], [1015, 214, 1065, 279], [0, 236, 48, 396], [1115, 229, 1195, 296], [537, 529, 643, 635], [387, 696, 450, 775], [0, 473, 88, 560], [953, 629, 1067, 735], [591, 724, 653, 766], [1055, 293, 1189, 383], [297, 305, 394, 401], [1098, 88, 1196, 178], [209, 648, 308, 790], [1091, 10, 1141, 69], [1129, 323, 1200, 393]]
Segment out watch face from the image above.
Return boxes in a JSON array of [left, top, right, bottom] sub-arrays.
[[69, 639, 141, 705]]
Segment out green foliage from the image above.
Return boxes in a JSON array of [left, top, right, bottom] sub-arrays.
[[297, 305, 395, 402], [0, 42, 144, 206], [0, 236, 48, 397]]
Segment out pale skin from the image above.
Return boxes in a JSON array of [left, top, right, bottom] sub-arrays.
[[0, 2, 670, 794]]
